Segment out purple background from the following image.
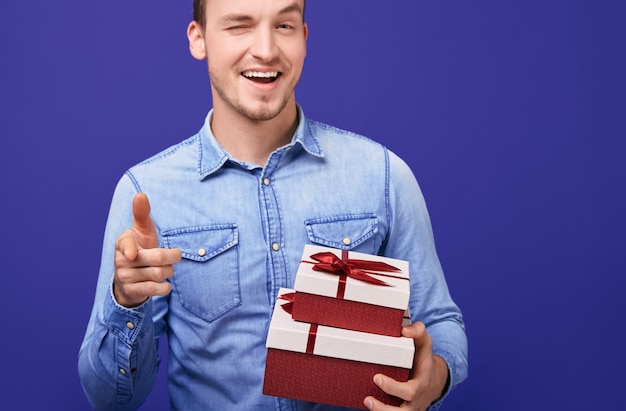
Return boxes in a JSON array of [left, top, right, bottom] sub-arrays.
[[1, 1, 625, 410]]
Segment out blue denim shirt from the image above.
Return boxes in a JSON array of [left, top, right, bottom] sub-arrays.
[[79, 107, 467, 410]]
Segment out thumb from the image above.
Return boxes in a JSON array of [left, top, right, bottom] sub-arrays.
[[132, 193, 158, 249], [403, 321, 432, 353], [402, 321, 427, 341], [403, 321, 433, 378]]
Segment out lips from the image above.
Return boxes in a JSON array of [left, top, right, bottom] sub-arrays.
[[242, 70, 280, 84]]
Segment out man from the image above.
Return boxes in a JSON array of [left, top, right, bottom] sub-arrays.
[[78, 0, 468, 410]]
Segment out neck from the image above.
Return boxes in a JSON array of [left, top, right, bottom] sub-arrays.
[[210, 101, 299, 167]]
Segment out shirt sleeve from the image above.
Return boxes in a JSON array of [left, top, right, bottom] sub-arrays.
[[384, 150, 469, 405], [78, 174, 165, 410]]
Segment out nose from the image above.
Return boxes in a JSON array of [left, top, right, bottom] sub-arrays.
[[249, 27, 279, 62]]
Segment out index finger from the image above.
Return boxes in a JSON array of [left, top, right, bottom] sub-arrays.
[[134, 247, 182, 267]]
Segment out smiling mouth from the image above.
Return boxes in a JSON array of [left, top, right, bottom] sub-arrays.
[[242, 71, 280, 84]]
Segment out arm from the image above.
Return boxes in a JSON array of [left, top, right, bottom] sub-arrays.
[[365, 151, 468, 410], [78, 176, 180, 410]]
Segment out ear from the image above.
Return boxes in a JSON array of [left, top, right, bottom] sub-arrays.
[[187, 21, 207, 60]]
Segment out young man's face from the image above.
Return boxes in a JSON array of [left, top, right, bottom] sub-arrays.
[[189, 0, 307, 122]]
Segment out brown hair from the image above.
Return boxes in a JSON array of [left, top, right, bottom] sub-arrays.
[[193, 0, 306, 28], [193, 0, 206, 27]]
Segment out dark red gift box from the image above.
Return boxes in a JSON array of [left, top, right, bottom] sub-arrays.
[[263, 288, 415, 410], [292, 245, 411, 336]]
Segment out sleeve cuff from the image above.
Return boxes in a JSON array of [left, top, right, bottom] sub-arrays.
[[103, 282, 153, 344]]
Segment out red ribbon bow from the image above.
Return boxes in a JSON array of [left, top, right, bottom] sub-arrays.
[[278, 292, 296, 315], [307, 250, 401, 298], [309, 251, 399, 286]]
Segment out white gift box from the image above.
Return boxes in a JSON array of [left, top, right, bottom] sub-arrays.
[[263, 288, 415, 409], [292, 244, 411, 336]]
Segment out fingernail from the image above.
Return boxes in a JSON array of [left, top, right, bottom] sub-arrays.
[[373, 375, 383, 386], [364, 398, 373, 409]]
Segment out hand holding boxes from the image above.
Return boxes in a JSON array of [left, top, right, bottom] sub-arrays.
[[263, 245, 415, 409]]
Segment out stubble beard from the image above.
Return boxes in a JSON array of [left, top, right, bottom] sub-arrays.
[[210, 69, 295, 122]]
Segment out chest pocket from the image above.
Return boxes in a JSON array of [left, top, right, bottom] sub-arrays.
[[304, 214, 380, 254], [162, 224, 240, 323]]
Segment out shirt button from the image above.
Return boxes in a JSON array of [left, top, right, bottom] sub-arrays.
[[126, 321, 135, 330], [272, 243, 280, 252], [263, 178, 270, 186], [198, 248, 207, 257], [342, 237, 352, 246], [119, 368, 127, 376]]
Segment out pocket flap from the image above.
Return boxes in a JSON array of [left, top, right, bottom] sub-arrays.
[[162, 224, 238, 262], [305, 214, 378, 249]]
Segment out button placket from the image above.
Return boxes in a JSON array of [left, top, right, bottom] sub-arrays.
[[259, 156, 287, 297], [262, 175, 280, 253]]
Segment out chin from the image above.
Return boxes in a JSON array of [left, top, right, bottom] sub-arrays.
[[242, 101, 291, 122]]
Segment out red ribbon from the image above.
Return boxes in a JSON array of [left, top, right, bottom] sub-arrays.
[[278, 292, 317, 355], [306, 250, 401, 298], [278, 292, 296, 315], [306, 324, 318, 355]]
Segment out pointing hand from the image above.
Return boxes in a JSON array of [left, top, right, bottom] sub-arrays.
[[113, 193, 181, 307]]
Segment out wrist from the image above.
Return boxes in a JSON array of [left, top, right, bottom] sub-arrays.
[[432, 354, 450, 401], [113, 281, 148, 308]]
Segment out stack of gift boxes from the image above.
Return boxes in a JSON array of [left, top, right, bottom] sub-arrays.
[[263, 244, 415, 409]]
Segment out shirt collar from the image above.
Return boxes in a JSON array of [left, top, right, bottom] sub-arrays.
[[197, 105, 323, 179]]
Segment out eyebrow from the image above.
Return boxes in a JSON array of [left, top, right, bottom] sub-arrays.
[[217, 2, 304, 26], [217, 13, 253, 26], [277, 3, 304, 19]]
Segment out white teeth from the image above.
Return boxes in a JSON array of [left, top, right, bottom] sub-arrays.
[[243, 71, 278, 78]]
